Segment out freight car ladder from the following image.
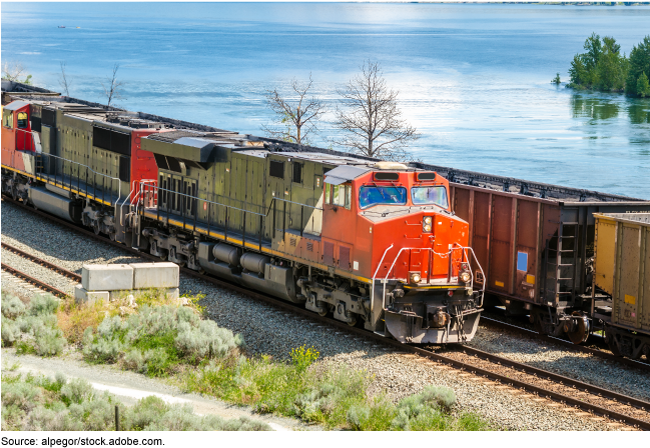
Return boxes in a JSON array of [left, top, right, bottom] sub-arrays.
[[543, 221, 580, 307]]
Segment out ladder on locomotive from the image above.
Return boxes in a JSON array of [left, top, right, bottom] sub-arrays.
[[542, 212, 580, 307]]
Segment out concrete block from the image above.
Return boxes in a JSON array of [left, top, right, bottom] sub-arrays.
[[166, 288, 180, 300], [131, 262, 179, 289], [74, 284, 109, 304], [82, 264, 134, 291]]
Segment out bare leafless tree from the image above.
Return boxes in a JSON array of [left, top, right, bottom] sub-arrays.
[[262, 74, 326, 145], [58, 61, 72, 96], [101, 63, 126, 107], [2, 61, 32, 85], [334, 60, 419, 161]]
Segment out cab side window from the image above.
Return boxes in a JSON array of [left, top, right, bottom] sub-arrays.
[[2, 110, 13, 128], [333, 184, 351, 209]]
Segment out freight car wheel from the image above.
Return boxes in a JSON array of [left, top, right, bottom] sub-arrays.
[[159, 249, 169, 261], [566, 311, 590, 344]]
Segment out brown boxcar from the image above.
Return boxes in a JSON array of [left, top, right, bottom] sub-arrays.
[[593, 212, 650, 358], [416, 163, 650, 342]]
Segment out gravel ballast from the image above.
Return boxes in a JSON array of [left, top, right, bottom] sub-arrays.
[[2, 200, 646, 431]]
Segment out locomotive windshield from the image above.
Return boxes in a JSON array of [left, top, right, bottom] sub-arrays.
[[411, 186, 449, 208], [359, 186, 407, 209]]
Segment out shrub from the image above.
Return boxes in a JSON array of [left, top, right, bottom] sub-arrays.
[[175, 319, 241, 362], [2, 292, 66, 355], [1, 381, 43, 412], [1, 316, 21, 346], [60, 378, 95, 404], [33, 326, 66, 356], [2, 292, 26, 319], [29, 294, 60, 316], [83, 304, 242, 375]]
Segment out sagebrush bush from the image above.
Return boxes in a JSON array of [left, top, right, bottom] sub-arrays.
[[83, 304, 242, 375], [1, 292, 66, 355], [2, 292, 26, 319], [1, 381, 43, 412], [29, 294, 60, 316], [61, 378, 96, 404]]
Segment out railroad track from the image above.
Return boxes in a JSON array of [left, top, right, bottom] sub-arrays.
[[3, 195, 650, 430], [479, 314, 650, 371], [1, 263, 71, 298]]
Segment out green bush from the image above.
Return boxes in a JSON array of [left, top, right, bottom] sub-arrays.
[[2, 292, 26, 319], [83, 304, 242, 376], [1, 292, 66, 355]]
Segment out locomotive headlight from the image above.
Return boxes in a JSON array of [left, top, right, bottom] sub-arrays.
[[422, 216, 433, 233], [459, 271, 471, 283], [410, 272, 422, 284]]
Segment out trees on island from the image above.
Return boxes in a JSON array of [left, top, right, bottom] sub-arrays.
[[568, 33, 650, 97]]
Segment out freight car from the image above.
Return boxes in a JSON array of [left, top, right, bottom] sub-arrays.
[[593, 213, 650, 359], [1, 88, 485, 344]]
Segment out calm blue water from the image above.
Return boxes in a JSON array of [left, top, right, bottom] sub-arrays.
[[2, 3, 649, 198]]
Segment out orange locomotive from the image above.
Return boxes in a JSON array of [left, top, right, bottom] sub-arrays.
[[311, 161, 484, 342]]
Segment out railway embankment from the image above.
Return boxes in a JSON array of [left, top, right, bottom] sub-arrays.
[[2, 199, 647, 431]]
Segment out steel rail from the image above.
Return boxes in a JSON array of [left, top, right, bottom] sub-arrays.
[[3, 195, 650, 430], [1, 242, 82, 282], [453, 344, 650, 410], [480, 315, 650, 372], [1, 263, 71, 299]]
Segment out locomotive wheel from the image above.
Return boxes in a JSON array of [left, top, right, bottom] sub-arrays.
[[11, 185, 19, 201], [317, 307, 328, 317], [347, 316, 357, 327], [159, 249, 169, 261], [92, 221, 101, 235], [566, 311, 590, 344], [109, 232, 116, 241]]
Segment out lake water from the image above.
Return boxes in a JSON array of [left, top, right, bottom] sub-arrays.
[[2, 2, 649, 198]]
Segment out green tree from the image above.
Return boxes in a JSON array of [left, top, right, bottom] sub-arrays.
[[596, 36, 627, 91], [636, 72, 650, 98], [625, 36, 650, 96], [569, 54, 588, 86]]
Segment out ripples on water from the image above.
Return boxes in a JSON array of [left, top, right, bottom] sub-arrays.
[[2, 3, 649, 198]]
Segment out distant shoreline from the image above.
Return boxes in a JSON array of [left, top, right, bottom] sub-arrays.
[[401, 2, 650, 5]]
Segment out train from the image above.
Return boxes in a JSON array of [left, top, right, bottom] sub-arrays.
[[2, 80, 649, 358], [1, 81, 484, 345]]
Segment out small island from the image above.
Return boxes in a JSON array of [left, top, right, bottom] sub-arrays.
[[566, 34, 650, 97]]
